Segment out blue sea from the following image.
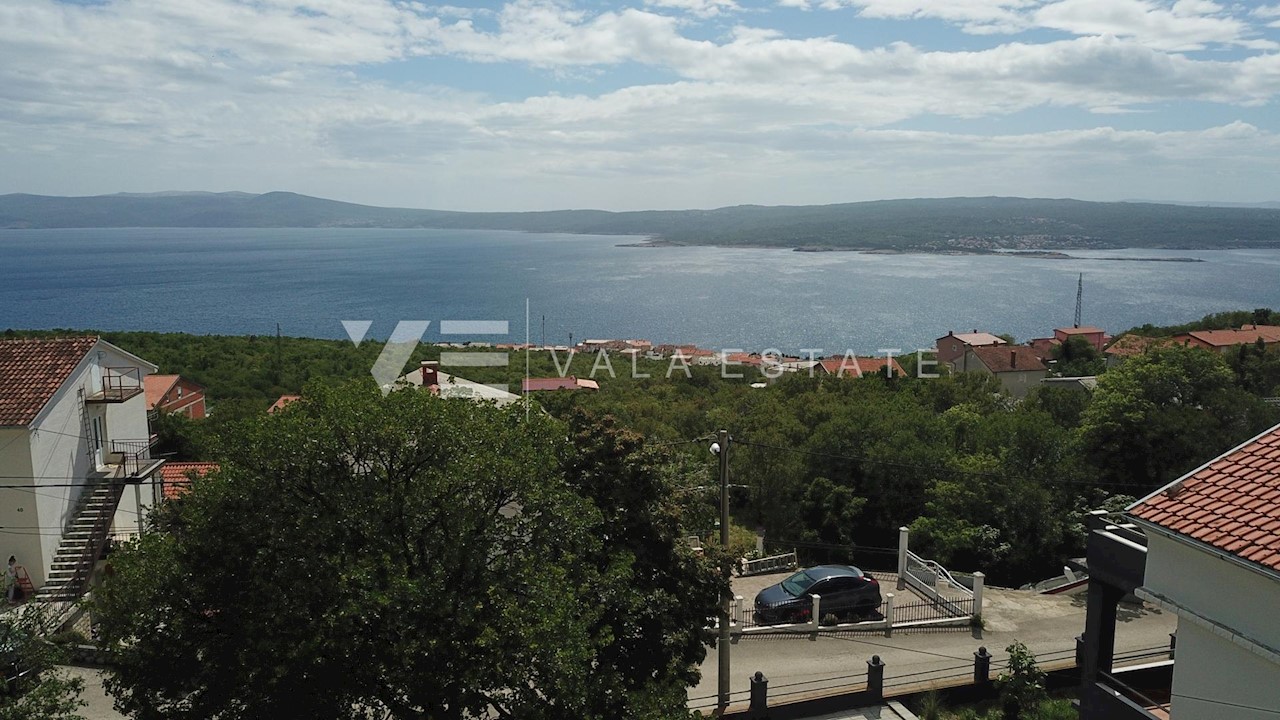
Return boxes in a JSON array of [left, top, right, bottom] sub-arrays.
[[2, 227, 1279, 353]]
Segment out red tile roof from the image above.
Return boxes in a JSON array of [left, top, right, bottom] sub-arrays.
[[970, 345, 1047, 373], [143, 374, 180, 410], [523, 377, 579, 392], [1103, 334, 1176, 357], [160, 462, 219, 500], [1184, 327, 1280, 348], [1054, 326, 1105, 335], [0, 337, 99, 427], [268, 394, 301, 413], [1130, 423, 1280, 574], [819, 356, 906, 377]]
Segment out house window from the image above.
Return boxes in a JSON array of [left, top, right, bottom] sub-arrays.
[[91, 416, 104, 451], [177, 387, 183, 398]]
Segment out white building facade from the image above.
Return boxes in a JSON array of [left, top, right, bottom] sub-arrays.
[[0, 337, 162, 597]]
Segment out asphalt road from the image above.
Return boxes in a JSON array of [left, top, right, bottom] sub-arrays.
[[689, 582, 1177, 713], [60, 579, 1176, 719]]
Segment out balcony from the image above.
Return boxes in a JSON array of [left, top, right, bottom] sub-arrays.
[[108, 438, 164, 481], [1088, 663, 1174, 720], [85, 367, 144, 403]]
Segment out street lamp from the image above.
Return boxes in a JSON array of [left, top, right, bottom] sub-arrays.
[[712, 429, 731, 711]]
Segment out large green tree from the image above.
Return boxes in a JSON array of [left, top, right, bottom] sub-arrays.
[[0, 606, 86, 720], [94, 382, 715, 720], [1080, 345, 1278, 490]]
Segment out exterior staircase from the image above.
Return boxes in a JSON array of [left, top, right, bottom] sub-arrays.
[[35, 479, 125, 602]]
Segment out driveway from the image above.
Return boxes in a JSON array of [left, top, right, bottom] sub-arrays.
[[690, 582, 1177, 713], [59, 665, 125, 720]]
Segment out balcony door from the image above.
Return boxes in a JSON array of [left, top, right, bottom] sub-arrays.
[[91, 415, 105, 467]]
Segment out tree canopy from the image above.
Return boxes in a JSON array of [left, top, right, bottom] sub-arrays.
[[93, 382, 719, 720]]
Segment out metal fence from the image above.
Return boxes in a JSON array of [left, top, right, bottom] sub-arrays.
[[892, 595, 974, 624]]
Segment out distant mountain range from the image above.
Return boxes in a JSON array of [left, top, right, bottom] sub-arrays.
[[3, 191, 1279, 251]]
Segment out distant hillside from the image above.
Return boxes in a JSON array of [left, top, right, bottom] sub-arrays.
[[3, 191, 1280, 251]]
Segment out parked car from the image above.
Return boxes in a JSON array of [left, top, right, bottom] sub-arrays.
[[753, 565, 881, 625]]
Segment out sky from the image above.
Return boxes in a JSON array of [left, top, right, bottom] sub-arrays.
[[2, 0, 1279, 211]]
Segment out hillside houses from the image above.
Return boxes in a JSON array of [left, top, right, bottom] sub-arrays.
[[0, 337, 163, 601]]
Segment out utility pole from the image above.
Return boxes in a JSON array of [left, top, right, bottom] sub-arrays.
[[717, 428, 731, 711]]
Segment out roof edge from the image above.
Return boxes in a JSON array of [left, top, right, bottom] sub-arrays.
[[1130, 516, 1280, 585], [96, 338, 159, 373], [1126, 419, 1280, 512]]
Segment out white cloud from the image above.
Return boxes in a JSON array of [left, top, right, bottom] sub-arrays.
[[1033, 0, 1269, 51], [2, 0, 1280, 208], [821, 0, 1038, 34], [643, 0, 741, 17], [790, 0, 1276, 49]]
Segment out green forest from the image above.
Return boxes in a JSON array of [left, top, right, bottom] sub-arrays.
[[9, 309, 1280, 586], [6, 192, 1280, 250]]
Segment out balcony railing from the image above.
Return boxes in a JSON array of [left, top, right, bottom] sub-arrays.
[[86, 367, 144, 403], [109, 438, 163, 480]]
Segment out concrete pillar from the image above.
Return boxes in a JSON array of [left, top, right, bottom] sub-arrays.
[[733, 595, 744, 627], [974, 646, 992, 686], [1080, 581, 1125, 716], [810, 594, 821, 631], [897, 526, 909, 591], [867, 655, 885, 702], [749, 671, 768, 715], [884, 592, 895, 637], [972, 571, 985, 620]]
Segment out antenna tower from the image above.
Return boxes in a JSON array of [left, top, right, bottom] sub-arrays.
[[1074, 273, 1083, 328]]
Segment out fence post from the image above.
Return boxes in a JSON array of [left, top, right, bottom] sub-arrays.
[[749, 671, 768, 715], [867, 655, 885, 702], [974, 646, 992, 686], [972, 571, 985, 621], [733, 595, 743, 628], [810, 594, 821, 631], [897, 526, 909, 591], [1075, 634, 1085, 668], [884, 593, 895, 637]]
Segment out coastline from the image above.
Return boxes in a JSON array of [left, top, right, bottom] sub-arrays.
[[617, 238, 1207, 262]]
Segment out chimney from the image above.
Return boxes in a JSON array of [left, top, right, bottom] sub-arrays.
[[421, 360, 439, 387], [1010, 349, 1017, 369]]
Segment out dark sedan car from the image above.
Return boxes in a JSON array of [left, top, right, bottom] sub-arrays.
[[753, 565, 881, 625]]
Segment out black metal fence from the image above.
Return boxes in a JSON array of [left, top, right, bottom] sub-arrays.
[[892, 595, 974, 624]]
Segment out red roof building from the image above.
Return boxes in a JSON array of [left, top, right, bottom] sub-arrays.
[[521, 376, 599, 392], [935, 331, 1006, 365], [1172, 326, 1280, 353], [1130, 424, 1280, 574], [143, 374, 206, 419], [159, 462, 219, 500], [952, 346, 1048, 398], [1103, 334, 1177, 360], [268, 394, 301, 413], [1053, 325, 1108, 351], [818, 356, 906, 378]]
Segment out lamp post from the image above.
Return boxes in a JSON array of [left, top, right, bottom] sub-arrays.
[[715, 429, 731, 711]]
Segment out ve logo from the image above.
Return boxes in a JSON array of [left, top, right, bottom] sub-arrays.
[[341, 320, 511, 394]]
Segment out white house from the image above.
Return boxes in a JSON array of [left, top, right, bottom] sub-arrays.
[[0, 337, 163, 601], [1126, 421, 1280, 719], [397, 360, 521, 406]]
